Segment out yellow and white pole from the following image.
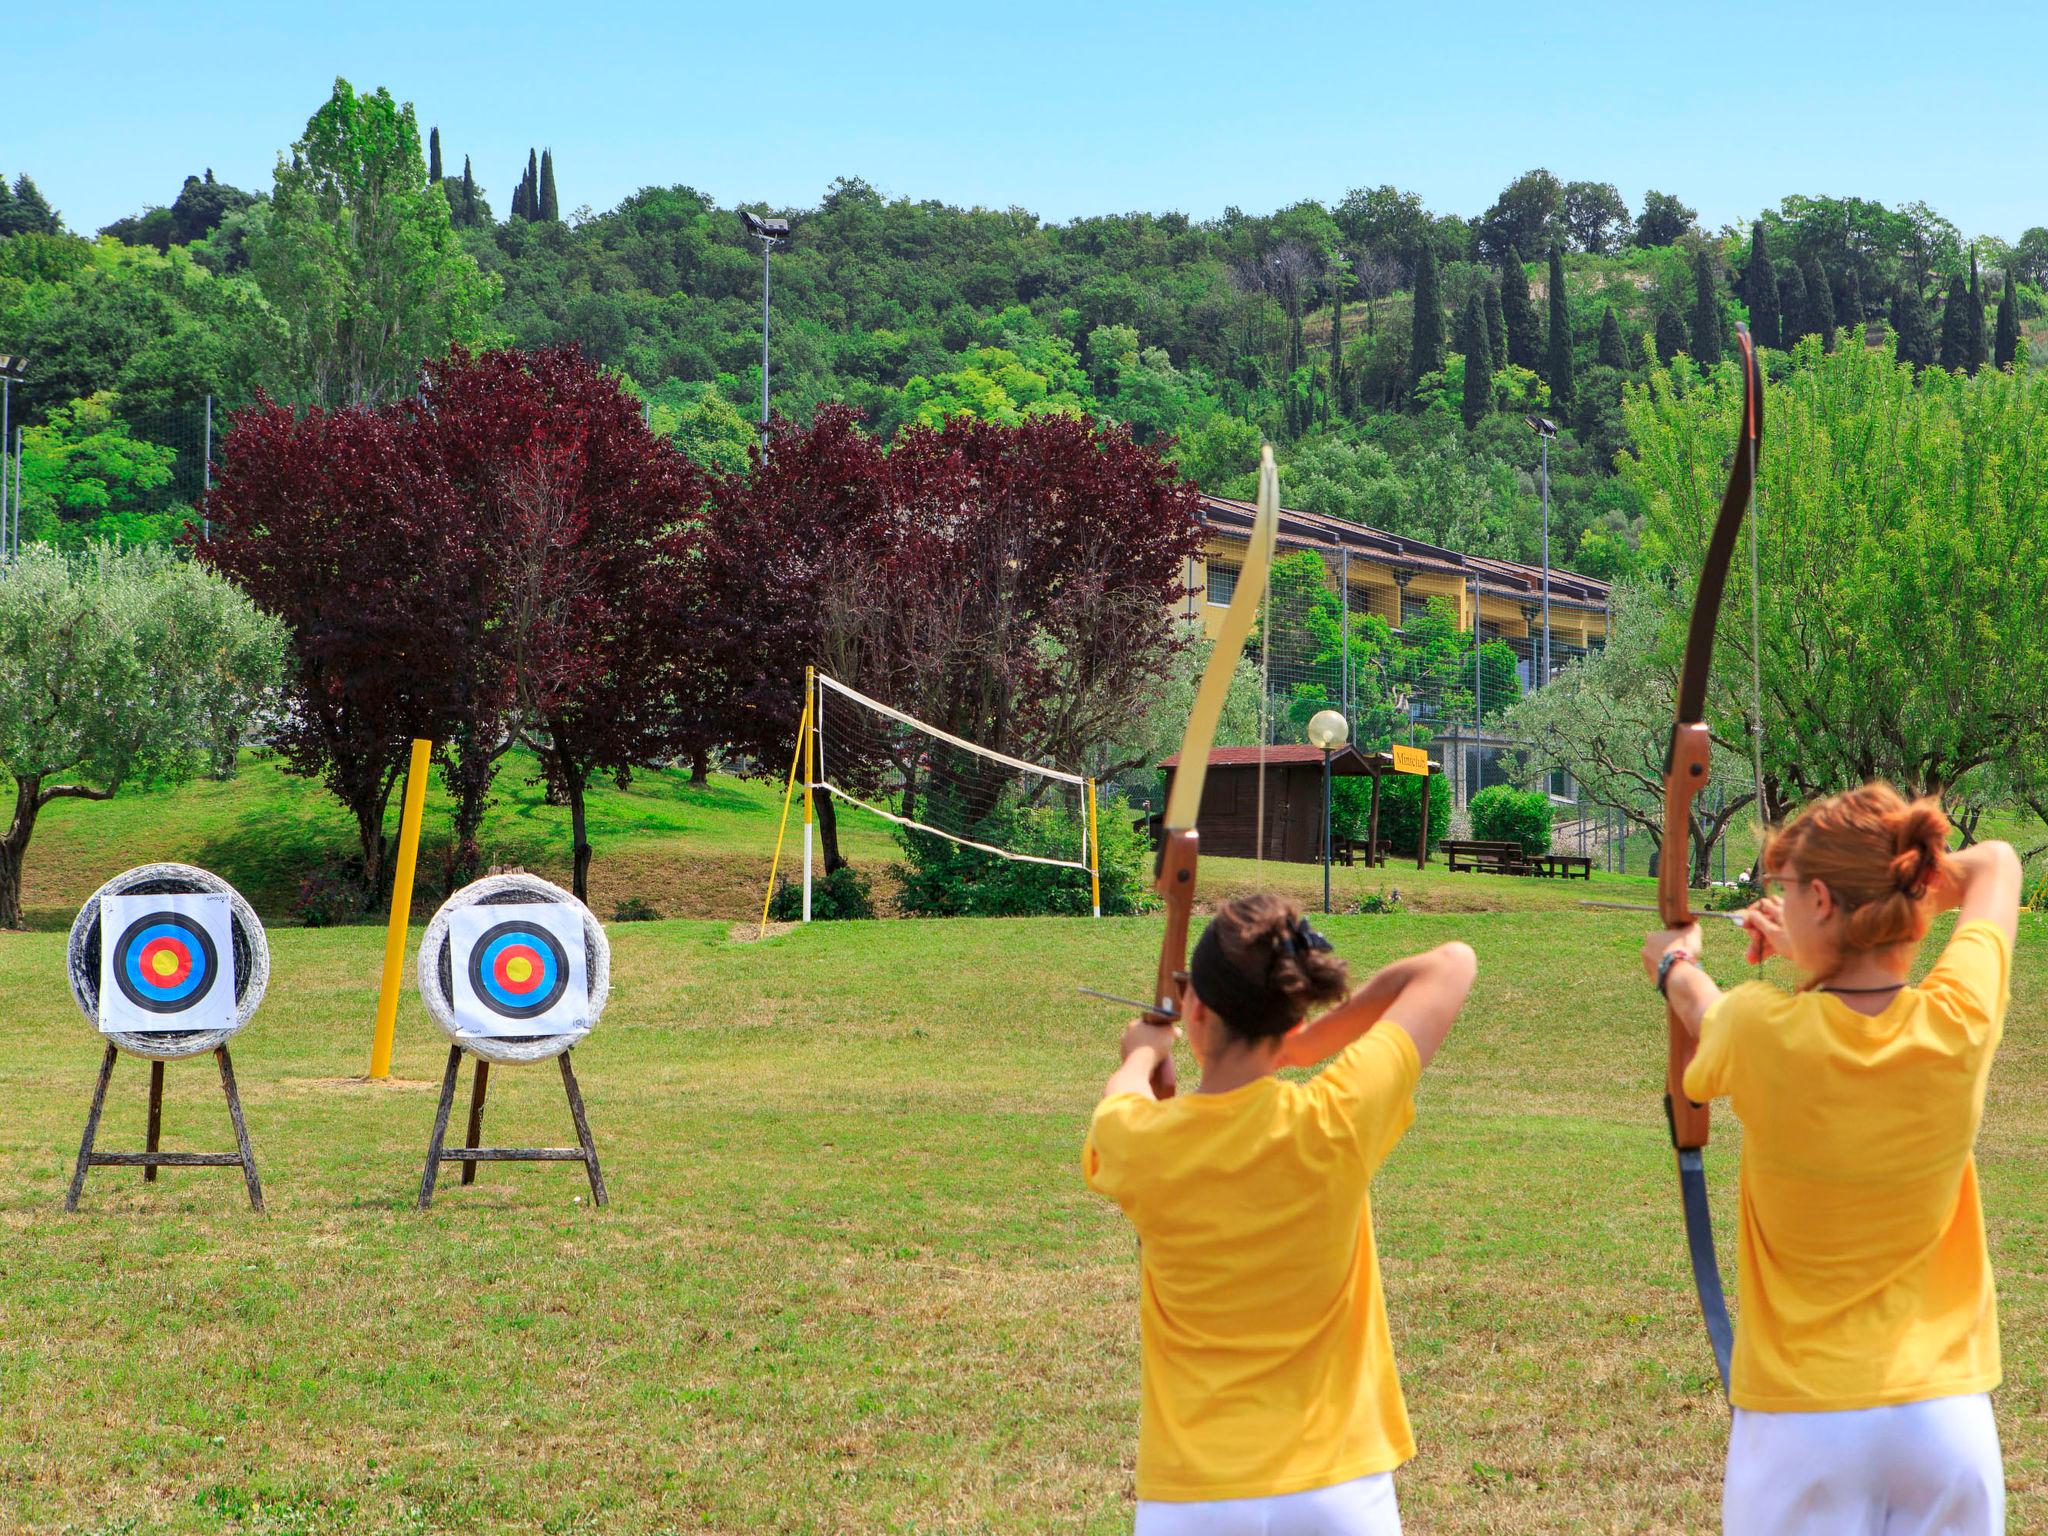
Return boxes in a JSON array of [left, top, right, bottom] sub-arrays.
[[368, 737, 432, 1081], [758, 687, 813, 931], [801, 665, 815, 924], [1087, 778, 1102, 919]]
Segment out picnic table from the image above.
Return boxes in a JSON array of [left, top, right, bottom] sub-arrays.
[[1526, 853, 1593, 881], [1332, 836, 1394, 868], [1440, 838, 1532, 876]]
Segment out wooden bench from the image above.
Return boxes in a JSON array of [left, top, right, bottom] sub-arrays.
[[1440, 838, 1531, 876], [1526, 853, 1593, 881], [1331, 836, 1394, 868]]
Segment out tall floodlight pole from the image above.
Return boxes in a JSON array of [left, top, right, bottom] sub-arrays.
[[1308, 709, 1350, 915], [738, 210, 792, 452], [1526, 416, 1557, 688], [0, 357, 25, 561]]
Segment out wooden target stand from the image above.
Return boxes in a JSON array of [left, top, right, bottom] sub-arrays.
[[417, 1043, 608, 1209], [66, 1042, 263, 1212]]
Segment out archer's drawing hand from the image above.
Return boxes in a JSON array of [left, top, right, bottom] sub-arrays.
[[1121, 1018, 1180, 1099], [1741, 896, 1787, 965]]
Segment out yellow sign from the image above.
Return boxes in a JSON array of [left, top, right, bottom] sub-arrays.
[[1391, 744, 1430, 776]]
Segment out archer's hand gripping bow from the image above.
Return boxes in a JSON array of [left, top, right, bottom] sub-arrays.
[[1661, 322, 1763, 1395]]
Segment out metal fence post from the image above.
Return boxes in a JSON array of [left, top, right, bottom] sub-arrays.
[[202, 394, 213, 539]]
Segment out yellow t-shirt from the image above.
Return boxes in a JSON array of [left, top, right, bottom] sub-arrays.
[[1684, 919, 2009, 1412], [1081, 1024, 1420, 1502]]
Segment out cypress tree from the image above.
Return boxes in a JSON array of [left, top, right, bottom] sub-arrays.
[[1835, 266, 1864, 332], [1597, 304, 1628, 369], [1938, 275, 1973, 371], [1546, 245, 1573, 418], [1743, 223, 1780, 349], [525, 149, 539, 219], [1995, 269, 2020, 370], [1654, 305, 1688, 363], [1500, 247, 1541, 369], [1485, 279, 1506, 369], [509, 171, 526, 221], [1689, 247, 1724, 365], [1778, 264, 1810, 346], [540, 148, 560, 222], [1460, 294, 1492, 429], [1328, 279, 1347, 417], [0, 178, 17, 236], [429, 127, 443, 185], [1802, 255, 1835, 351], [1967, 249, 1986, 373], [1893, 280, 1932, 370], [460, 157, 477, 226], [9, 174, 57, 235], [1408, 243, 1444, 395]]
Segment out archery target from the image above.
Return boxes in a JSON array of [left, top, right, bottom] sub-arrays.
[[98, 893, 236, 1035], [447, 902, 589, 1039]]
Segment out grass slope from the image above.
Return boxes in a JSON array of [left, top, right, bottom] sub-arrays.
[[0, 905, 2041, 1534]]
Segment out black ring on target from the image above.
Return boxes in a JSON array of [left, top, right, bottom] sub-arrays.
[[111, 911, 222, 1015], [466, 918, 572, 1021]]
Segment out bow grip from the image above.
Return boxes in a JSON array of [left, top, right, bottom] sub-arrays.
[[1661, 721, 1713, 1150], [1151, 828, 1199, 1022]]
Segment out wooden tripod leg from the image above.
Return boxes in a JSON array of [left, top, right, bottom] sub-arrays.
[[145, 1060, 165, 1184], [65, 1043, 118, 1213], [461, 1059, 490, 1186], [216, 1046, 264, 1212], [559, 1050, 608, 1208], [418, 1043, 463, 1210]]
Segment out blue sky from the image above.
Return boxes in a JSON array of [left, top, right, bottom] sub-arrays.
[[21, 2, 2046, 240]]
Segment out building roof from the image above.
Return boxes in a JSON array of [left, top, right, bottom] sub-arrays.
[[1198, 494, 1611, 612], [1159, 744, 1437, 776]]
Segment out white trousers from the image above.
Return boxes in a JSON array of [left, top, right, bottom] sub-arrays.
[[1724, 1393, 2003, 1535], [1135, 1472, 1400, 1536]]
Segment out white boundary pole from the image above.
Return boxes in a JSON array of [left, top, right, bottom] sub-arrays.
[[802, 667, 815, 923]]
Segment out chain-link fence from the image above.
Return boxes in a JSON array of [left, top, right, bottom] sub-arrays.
[[0, 396, 216, 560]]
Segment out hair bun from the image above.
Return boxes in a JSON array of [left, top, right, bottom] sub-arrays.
[[1888, 803, 1949, 899]]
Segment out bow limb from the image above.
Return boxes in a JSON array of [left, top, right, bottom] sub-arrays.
[[1659, 322, 1762, 1394], [1149, 447, 1281, 1030]]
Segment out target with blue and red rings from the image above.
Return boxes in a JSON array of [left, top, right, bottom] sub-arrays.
[[112, 912, 221, 1014], [465, 918, 572, 1021]]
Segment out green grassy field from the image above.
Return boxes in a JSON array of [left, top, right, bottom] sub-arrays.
[[2, 762, 2042, 1533]]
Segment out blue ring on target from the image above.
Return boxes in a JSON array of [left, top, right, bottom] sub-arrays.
[[112, 912, 221, 1015], [467, 918, 571, 1021]]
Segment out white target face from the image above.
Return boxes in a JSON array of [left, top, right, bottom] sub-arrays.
[[447, 902, 590, 1039], [98, 893, 237, 1035]]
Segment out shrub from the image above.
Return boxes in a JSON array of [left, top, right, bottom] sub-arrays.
[[767, 863, 875, 921], [1333, 768, 1451, 859], [293, 861, 375, 927], [891, 789, 1156, 918], [1468, 784, 1553, 854], [613, 896, 661, 922]]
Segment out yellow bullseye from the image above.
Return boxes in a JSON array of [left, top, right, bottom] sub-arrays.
[[506, 954, 534, 984], [151, 951, 179, 978]]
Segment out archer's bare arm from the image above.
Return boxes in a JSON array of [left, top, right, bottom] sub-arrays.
[[1278, 941, 1476, 1071]]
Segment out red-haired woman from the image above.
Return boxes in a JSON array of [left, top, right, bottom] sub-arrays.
[[1647, 784, 2019, 1534], [1084, 894, 1475, 1534]]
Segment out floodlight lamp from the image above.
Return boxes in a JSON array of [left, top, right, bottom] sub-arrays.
[[1307, 709, 1350, 752], [1525, 415, 1557, 438], [0, 355, 25, 381], [738, 210, 791, 242]]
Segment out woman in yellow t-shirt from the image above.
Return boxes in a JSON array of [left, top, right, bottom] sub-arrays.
[[1645, 783, 2019, 1536], [1083, 894, 1475, 1536]]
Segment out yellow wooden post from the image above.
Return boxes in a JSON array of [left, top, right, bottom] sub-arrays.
[[1087, 778, 1102, 919], [368, 738, 432, 1081], [759, 688, 813, 931]]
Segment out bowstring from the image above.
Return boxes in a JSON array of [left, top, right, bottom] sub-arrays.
[[1746, 410, 1767, 860]]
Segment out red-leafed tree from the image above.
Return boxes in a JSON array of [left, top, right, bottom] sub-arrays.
[[413, 347, 711, 899], [199, 400, 480, 895], [696, 408, 1202, 871]]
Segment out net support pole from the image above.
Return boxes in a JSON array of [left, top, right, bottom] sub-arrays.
[[369, 738, 433, 1081], [1087, 778, 1102, 919], [759, 686, 813, 930], [802, 665, 815, 924]]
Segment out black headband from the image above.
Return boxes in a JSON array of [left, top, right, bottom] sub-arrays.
[[1188, 914, 1331, 1039]]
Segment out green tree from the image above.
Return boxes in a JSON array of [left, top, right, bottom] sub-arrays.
[[1407, 242, 1443, 395], [1802, 254, 1835, 352], [16, 392, 182, 547], [1834, 264, 1864, 330], [1968, 249, 1986, 372], [1688, 246, 1723, 365], [540, 148, 560, 222], [1485, 278, 1506, 367], [1597, 304, 1627, 369], [1994, 269, 2020, 370], [1, 173, 61, 236], [1545, 245, 1573, 419], [1742, 223, 1780, 348], [1893, 280, 1933, 369], [1499, 247, 1541, 370], [1938, 274, 1972, 372], [428, 126, 442, 184], [0, 544, 285, 928], [1458, 293, 1491, 429], [248, 78, 499, 408], [1778, 262, 1811, 345], [1654, 304, 1688, 363], [1634, 190, 1696, 248]]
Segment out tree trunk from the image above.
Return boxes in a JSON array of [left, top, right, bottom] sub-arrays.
[[0, 776, 42, 931], [356, 798, 387, 898], [566, 766, 593, 901], [689, 746, 710, 786]]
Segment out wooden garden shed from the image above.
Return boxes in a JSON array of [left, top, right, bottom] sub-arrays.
[[1157, 745, 1439, 867]]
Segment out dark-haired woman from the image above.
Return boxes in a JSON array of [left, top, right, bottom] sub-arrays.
[[1646, 783, 2019, 1535], [1083, 894, 1476, 1535]]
